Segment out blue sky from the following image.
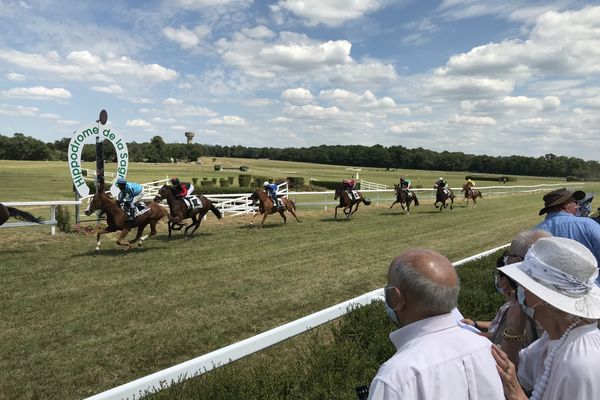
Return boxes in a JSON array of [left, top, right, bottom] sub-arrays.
[[2, 0, 599, 160]]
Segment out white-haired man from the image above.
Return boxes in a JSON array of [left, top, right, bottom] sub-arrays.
[[369, 249, 504, 400]]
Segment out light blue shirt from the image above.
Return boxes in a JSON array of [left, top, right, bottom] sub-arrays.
[[118, 182, 143, 202], [536, 211, 600, 282]]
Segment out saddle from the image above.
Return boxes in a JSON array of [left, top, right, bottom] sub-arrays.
[[347, 190, 359, 200], [182, 195, 203, 210], [121, 202, 150, 218]]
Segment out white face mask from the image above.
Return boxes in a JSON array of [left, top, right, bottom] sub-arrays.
[[517, 286, 537, 319], [384, 287, 400, 325]]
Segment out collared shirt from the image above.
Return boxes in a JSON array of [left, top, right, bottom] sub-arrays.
[[518, 324, 600, 399], [368, 313, 504, 400], [536, 211, 600, 276]]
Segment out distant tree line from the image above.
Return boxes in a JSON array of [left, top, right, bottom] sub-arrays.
[[2, 132, 599, 178]]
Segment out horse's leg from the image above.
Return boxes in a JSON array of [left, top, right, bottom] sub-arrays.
[[406, 200, 410, 214], [450, 197, 454, 210], [287, 205, 301, 223], [136, 224, 151, 247], [334, 205, 339, 219], [116, 228, 133, 250], [95, 226, 117, 251], [187, 212, 204, 237], [259, 207, 270, 228], [184, 214, 197, 236], [390, 200, 398, 209], [279, 210, 287, 224]]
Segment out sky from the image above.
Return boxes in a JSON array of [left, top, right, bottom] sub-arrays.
[[2, 0, 600, 160]]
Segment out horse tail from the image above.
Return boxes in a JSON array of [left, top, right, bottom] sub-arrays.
[[363, 198, 372, 206], [7, 207, 43, 223], [413, 193, 420, 206], [210, 202, 223, 219], [289, 199, 296, 211]]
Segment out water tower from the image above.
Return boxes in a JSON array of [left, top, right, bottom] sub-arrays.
[[184, 131, 195, 144]]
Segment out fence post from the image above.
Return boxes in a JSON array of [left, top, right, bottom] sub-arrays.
[[50, 205, 57, 235]]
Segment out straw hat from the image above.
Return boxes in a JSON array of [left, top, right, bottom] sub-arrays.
[[538, 187, 585, 215], [500, 236, 600, 319]]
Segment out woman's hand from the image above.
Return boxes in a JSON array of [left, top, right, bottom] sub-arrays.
[[491, 344, 527, 400]]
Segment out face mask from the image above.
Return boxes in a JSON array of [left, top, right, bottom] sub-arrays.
[[384, 287, 400, 325], [494, 278, 505, 295], [576, 202, 592, 217], [517, 286, 537, 319]]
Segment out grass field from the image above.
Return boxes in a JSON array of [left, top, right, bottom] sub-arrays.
[[0, 159, 596, 399]]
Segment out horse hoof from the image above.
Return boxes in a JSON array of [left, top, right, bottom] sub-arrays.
[[95, 247, 100, 251]]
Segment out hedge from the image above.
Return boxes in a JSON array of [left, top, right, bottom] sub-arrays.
[[238, 174, 252, 187], [311, 180, 361, 190], [465, 175, 516, 183], [287, 176, 305, 189]]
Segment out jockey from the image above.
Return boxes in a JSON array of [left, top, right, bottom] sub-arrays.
[[399, 177, 411, 190], [343, 178, 357, 200], [465, 178, 475, 196], [434, 177, 449, 195], [116, 177, 144, 220], [263, 181, 279, 207], [170, 177, 188, 197]]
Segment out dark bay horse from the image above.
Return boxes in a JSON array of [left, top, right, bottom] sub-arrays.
[[85, 189, 167, 250], [462, 184, 482, 206], [390, 184, 420, 214], [0, 203, 43, 226], [153, 185, 222, 238], [249, 190, 301, 228], [434, 186, 455, 211], [334, 185, 371, 219]]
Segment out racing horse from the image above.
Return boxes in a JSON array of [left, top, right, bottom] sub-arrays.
[[85, 185, 168, 250], [153, 184, 222, 238], [249, 189, 301, 228], [389, 184, 420, 214], [334, 185, 371, 219], [434, 185, 455, 211], [462, 183, 482, 206], [0, 203, 43, 226]]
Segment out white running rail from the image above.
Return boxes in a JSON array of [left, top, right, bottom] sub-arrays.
[[1, 200, 82, 235]]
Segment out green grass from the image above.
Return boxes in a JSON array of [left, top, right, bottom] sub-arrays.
[[0, 159, 597, 399]]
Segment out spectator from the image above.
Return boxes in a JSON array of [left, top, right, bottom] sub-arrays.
[[462, 230, 548, 346], [535, 187, 600, 269], [576, 192, 594, 217], [369, 249, 504, 400], [492, 237, 600, 400]]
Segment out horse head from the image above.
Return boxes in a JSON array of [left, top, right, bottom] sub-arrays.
[[249, 190, 260, 206], [334, 185, 342, 200], [154, 184, 172, 202], [394, 184, 400, 195], [85, 191, 111, 215]]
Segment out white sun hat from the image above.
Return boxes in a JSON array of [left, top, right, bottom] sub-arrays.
[[499, 236, 600, 319]]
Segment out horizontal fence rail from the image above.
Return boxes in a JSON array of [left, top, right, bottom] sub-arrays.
[[86, 243, 510, 400]]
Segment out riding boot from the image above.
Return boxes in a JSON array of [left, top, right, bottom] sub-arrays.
[[128, 206, 136, 220]]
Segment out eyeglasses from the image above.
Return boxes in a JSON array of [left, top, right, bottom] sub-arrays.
[[384, 286, 398, 304], [502, 254, 523, 266]]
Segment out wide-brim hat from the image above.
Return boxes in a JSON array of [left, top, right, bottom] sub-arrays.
[[500, 236, 600, 319], [578, 192, 595, 205], [538, 187, 586, 215]]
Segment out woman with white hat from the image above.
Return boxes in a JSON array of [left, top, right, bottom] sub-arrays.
[[491, 236, 600, 400]]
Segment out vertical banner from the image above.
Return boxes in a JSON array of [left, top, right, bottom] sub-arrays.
[[68, 125, 129, 197]]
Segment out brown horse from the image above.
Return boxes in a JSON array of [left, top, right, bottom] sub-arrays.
[[249, 190, 301, 228], [84, 189, 167, 250], [0, 203, 43, 226], [153, 185, 222, 238], [334, 185, 371, 219], [434, 185, 455, 211], [462, 183, 482, 206], [390, 184, 420, 214]]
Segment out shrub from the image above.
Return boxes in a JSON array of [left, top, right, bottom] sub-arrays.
[[201, 180, 215, 187], [287, 176, 305, 189], [311, 180, 341, 190], [55, 206, 71, 233], [228, 176, 235, 185], [465, 175, 516, 183], [195, 186, 254, 195], [219, 178, 230, 187], [238, 174, 252, 187], [214, 164, 222, 171], [240, 165, 250, 172], [253, 175, 272, 186], [192, 177, 199, 186]]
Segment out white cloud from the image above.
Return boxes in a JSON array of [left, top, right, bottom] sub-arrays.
[[207, 115, 248, 126], [170, 124, 188, 130], [0, 104, 39, 117], [90, 84, 123, 94], [163, 25, 211, 49], [424, 76, 514, 99], [319, 89, 397, 109], [4, 86, 72, 100], [164, 97, 184, 105], [386, 121, 435, 134], [282, 88, 314, 104], [6, 72, 25, 81], [171, 0, 252, 9], [40, 113, 60, 119], [450, 114, 497, 126], [243, 98, 274, 107], [19, 1, 32, 9], [58, 119, 79, 126], [0, 49, 178, 83], [271, 0, 388, 27], [126, 119, 152, 127]]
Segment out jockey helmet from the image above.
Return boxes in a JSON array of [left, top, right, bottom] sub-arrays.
[[263, 181, 270, 187], [116, 177, 127, 186], [439, 177, 443, 181], [170, 177, 180, 185]]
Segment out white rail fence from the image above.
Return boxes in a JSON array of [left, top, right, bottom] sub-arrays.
[[86, 243, 510, 400], [1, 201, 81, 235]]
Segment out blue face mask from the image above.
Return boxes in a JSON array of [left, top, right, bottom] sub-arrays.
[[517, 286, 536, 319], [576, 202, 592, 217], [384, 287, 400, 325]]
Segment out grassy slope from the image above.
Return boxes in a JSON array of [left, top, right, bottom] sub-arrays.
[[0, 159, 596, 399]]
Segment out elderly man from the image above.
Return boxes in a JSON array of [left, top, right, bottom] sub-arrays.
[[492, 237, 600, 400], [536, 187, 600, 268], [369, 249, 504, 400]]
